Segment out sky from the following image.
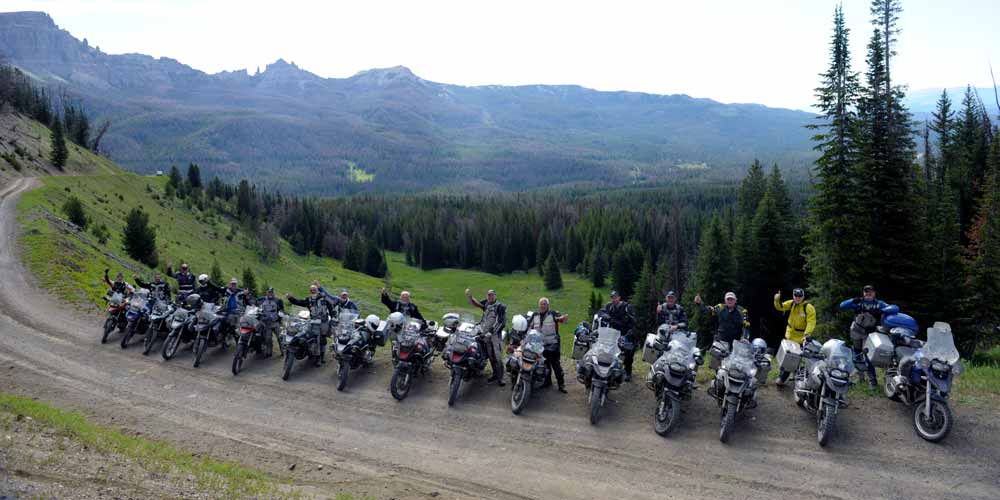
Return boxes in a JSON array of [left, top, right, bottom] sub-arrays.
[[5, 0, 997, 110]]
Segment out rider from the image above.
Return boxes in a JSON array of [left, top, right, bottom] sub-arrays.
[[694, 291, 750, 346], [526, 297, 569, 393], [316, 284, 359, 313], [287, 284, 338, 365], [195, 274, 225, 304], [215, 278, 251, 348], [600, 291, 637, 381], [166, 262, 196, 299], [839, 285, 896, 387], [256, 287, 285, 358], [466, 288, 507, 386], [134, 272, 172, 303], [655, 290, 688, 331], [773, 288, 816, 386], [103, 269, 134, 296], [380, 288, 425, 323]]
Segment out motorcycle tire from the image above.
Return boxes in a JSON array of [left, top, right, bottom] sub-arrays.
[[101, 317, 115, 344], [883, 373, 901, 402], [447, 370, 462, 407], [193, 337, 207, 368], [913, 399, 953, 442], [282, 353, 294, 381], [142, 325, 157, 355], [232, 344, 246, 376], [817, 403, 837, 447], [336, 360, 350, 392], [589, 386, 603, 425], [390, 369, 412, 401], [162, 331, 180, 360], [654, 394, 682, 437], [719, 402, 736, 443], [511, 377, 531, 415], [120, 321, 137, 349]]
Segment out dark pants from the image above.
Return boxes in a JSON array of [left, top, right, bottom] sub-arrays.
[[623, 347, 636, 376], [851, 323, 878, 385], [543, 348, 564, 387]]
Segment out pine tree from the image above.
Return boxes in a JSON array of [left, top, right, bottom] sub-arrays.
[[49, 116, 68, 170], [588, 290, 600, 317], [61, 196, 87, 229], [590, 245, 606, 288], [536, 231, 550, 276], [543, 251, 563, 290], [122, 207, 157, 267], [632, 254, 658, 334], [929, 90, 955, 182], [209, 259, 223, 285], [953, 86, 989, 240], [749, 191, 791, 342], [737, 159, 767, 219], [689, 215, 734, 342], [610, 248, 636, 299], [964, 130, 1000, 354], [242, 267, 259, 297], [654, 253, 674, 298], [187, 163, 202, 189]]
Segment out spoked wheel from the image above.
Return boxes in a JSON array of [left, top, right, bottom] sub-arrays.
[[193, 337, 207, 367], [336, 360, 350, 391], [282, 353, 294, 381], [120, 321, 137, 349], [654, 394, 682, 436], [913, 399, 953, 442], [101, 318, 115, 344], [719, 402, 736, 443], [589, 386, 603, 425], [232, 344, 247, 375], [162, 331, 180, 360], [884, 370, 901, 402], [817, 403, 838, 447], [511, 376, 531, 415], [142, 325, 157, 355], [390, 368, 412, 401], [447, 370, 462, 407]]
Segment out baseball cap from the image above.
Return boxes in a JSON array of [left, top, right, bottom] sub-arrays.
[[863, 285, 875, 293], [610, 290, 620, 297], [665, 290, 676, 298], [724, 292, 737, 300]]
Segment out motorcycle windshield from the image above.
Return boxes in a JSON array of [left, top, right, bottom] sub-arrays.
[[821, 339, 855, 373], [172, 309, 188, 322], [522, 330, 545, 355], [108, 293, 124, 306], [724, 340, 754, 375], [339, 312, 359, 335], [591, 327, 621, 357], [924, 325, 960, 365], [197, 303, 216, 323], [152, 300, 169, 314], [664, 335, 695, 366], [130, 296, 147, 310]]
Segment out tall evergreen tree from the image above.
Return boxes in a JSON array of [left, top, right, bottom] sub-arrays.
[[632, 254, 658, 334], [242, 267, 259, 298], [688, 215, 734, 344], [122, 207, 157, 267], [49, 116, 68, 170], [610, 248, 636, 299], [536, 230, 550, 276], [210, 259, 223, 285], [964, 130, 1000, 354], [953, 86, 989, 241], [749, 191, 791, 343], [737, 159, 767, 219], [589, 245, 607, 288], [187, 163, 202, 189], [543, 251, 563, 290], [929, 90, 955, 182]]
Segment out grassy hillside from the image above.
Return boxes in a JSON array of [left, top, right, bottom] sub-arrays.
[[16, 171, 607, 357], [0, 111, 119, 184]]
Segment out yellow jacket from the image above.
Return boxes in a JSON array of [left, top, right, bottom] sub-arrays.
[[774, 298, 816, 344]]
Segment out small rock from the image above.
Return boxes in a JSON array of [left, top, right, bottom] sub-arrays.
[[15, 414, 23, 422], [317, 465, 323, 470], [288, 463, 296, 471], [430, 492, 440, 497]]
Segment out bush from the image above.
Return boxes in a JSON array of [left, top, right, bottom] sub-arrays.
[[122, 207, 158, 267], [61, 196, 88, 229], [91, 223, 110, 245]]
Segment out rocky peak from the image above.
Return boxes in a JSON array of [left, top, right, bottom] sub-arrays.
[[348, 65, 423, 87]]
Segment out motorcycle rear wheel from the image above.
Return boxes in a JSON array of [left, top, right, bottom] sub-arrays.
[[654, 394, 682, 436], [447, 370, 462, 407], [232, 344, 246, 376], [589, 386, 603, 425], [193, 337, 207, 367], [913, 399, 952, 442], [120, 321, 137, 349], [817, 403, 837, 447], [719, 402, 736, 443], [390, 369, 412, 401], [282, 353, 294, 381], [101, 317, 115, 344], [511, 377, 531, 415], [336, 360, 350, 391]]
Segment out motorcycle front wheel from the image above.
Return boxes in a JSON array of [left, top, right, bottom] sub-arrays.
[[232, 343, 247, 376], [447, 369, 462, 407], [390, 368, 412, 401], [282, 352, 294, 381], [142, 324, 158, 355], [817, 403, 838, 447], [654, 393, 682, 437], [589, 385, 603, 425], [336, 360, 350, 391], [120, 321, 137, 349], [913, 399, 953, 442], [162, 331, 180, 360], [193, 337, 207, 367], [101, 317, 115, 344], [511, 376, 531, 415], [719, 402, 736, 443]]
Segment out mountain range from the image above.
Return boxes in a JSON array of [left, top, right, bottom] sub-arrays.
[[0, 11, 827, 194]]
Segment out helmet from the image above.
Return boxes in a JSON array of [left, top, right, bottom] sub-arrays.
[[186, 293, 201, 307], [198, 274, 209, 283], [387, 312, 405, 326], [792, 288, 805, 297], [442, 313, 460, 329], [365, 314, 380, 331], [297, 310, 311, 320], [511, 314, 527, 332], [751, 338, 768, 354]]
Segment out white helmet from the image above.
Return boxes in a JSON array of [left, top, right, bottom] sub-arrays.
[[365, 314, 380, 331], [442, 312, 460, 329], [198, 274, 209, 283], [297, 310, 311, 320], [387, 312, 405, 326], [511, 314, 528, 332]]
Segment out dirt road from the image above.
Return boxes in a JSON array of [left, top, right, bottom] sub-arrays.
[[1, 177, 998, 499]]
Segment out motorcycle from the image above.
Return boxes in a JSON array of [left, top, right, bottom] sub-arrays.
[[281, 310, 325, 381], [506, 321, 549, 415], [575, 313, 625, 425], [870, 322, 962, 442], [101, 292, 128, 344], [710, 337, 769, 443], [441, 313, 487, 407], [142, 298, 175, 355], [231, 305, 271, 375], [333, 312, 384, 391], [785, 338, 856, 446], [161, 294, 199, 361], [390, 314, 440, 401], [191, 301, 222, 368], [644, 325, 702, 436], [120, 289, 151, 349]]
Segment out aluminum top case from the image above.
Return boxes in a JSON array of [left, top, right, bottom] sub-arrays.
[[572, 339, 590, 360], [865, 332, 895, 368], [642, 333, 662, 364], [776, 339, 802, 373]]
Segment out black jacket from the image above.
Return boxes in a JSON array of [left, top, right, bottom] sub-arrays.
[[135, 278, 171, 302], [601, 301, 636, 337], [256, 296, 285, 322], [196, 281, 225, 304], [167, 267, 196, 295], [657, 303, 688, 329], [381, 292, 425, 321], [287, 294, 336, 322]]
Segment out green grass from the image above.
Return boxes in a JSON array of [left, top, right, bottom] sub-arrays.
[[16, 172, 605, 357], [0, 393, 301, 499]]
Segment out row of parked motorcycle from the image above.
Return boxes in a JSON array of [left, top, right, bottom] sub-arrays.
[[101, 289, 963, 446]]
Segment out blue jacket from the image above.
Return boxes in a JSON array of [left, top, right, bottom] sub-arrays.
[[838, 298, 898, 317]]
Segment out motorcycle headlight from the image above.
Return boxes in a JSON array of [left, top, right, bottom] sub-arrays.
[[917, 357, 931, 369], [830, 369, 847, 379]]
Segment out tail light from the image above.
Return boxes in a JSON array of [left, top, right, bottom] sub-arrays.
[[451, 352, 463, 362], [398, 350, 410, 360], [239, 327, 254, 334]]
